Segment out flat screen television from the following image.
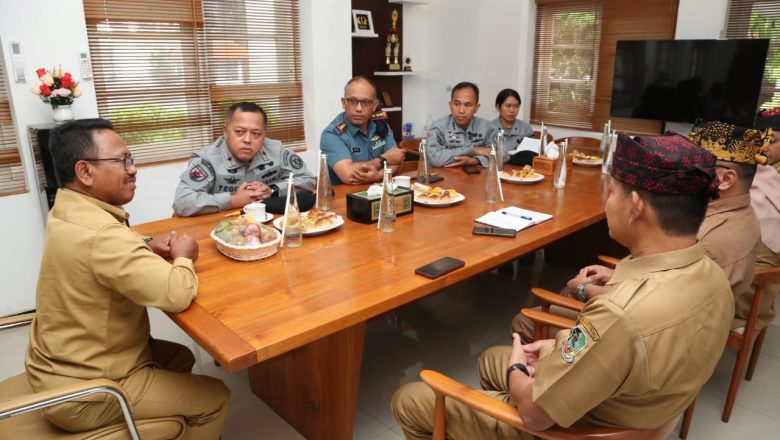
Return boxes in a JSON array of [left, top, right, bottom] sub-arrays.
[[609, 39, 769, 128]]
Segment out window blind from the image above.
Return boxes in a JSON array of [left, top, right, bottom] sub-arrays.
[[84, 0, 304, 165], [726, 0, 780, 112], [0, 55, 26, 195], [531, 0, 604, 129]]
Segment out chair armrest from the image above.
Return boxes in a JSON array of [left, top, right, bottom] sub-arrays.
[[419, 370, 647, 440], [420, 370, 532, 432], [530, 288, 584, 312], [0, 378, 131, 419], [403, 149, 421, 158], [0, 312, 34, 330], [521, 308, 577, 330], [597, 255, 621, 269]]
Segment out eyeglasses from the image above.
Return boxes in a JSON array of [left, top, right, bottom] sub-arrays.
[[84, 156, 135, 171], [343, 97, 375, 108]]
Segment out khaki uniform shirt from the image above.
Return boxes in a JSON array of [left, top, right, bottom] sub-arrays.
[[173, 136, 316, 216], [697, 193, 761, 329], [426, 115, 498, 167], [532, 244, 733, 429], [26, 189, 198, 395]]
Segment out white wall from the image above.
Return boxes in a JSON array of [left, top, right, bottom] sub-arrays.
[[0, 0, 99, 315]]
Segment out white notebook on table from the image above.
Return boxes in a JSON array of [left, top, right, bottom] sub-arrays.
[[474, 206, 553, 232]]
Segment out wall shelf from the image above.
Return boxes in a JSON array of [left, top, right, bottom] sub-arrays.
[[351, 32, 379, 38], [389, 0, 429, 4], [374, 71, 415, 76], [383, 106, 402, 112]]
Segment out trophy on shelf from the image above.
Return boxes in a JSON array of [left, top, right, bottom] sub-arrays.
[[386, 10, 401, 71]]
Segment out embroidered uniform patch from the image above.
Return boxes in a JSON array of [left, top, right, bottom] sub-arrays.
[[561, 326, 588, 363], [336, 122, 348, 133], [188, 165, 208, 182], [290, 154, 304, 170]]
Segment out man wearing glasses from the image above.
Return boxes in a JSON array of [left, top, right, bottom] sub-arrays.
[[25, 119, 230, 439], [320, 76, 405, 185], [173, 101, 316, 216]]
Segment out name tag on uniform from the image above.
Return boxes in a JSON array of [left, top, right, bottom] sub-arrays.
[[352, 147, 361, 153]]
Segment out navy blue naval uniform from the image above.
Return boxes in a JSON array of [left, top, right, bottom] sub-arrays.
[[319, 111, 398, 185], [172, 136, 315, 216]]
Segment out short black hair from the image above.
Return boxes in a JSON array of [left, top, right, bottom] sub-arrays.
[[616, 180, 709, 236], [344, 75, 377, 99], [451, 82, 479, 102], [719, 160, 757, 192], [495, 88, 521, 107], [225, 102, 267, 126], [50, 118, 114, 185]]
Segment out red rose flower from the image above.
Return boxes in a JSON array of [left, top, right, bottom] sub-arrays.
[[40, 85, 51, 97], [36, 68, 46, 77], [61, 76, 73, 88]]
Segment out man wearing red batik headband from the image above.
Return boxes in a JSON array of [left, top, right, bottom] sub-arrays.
[[391, 133, 733, 439]]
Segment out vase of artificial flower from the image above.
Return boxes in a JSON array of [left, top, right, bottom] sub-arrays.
[[52, 105, 74, 124], [30, 67, 81, 124]]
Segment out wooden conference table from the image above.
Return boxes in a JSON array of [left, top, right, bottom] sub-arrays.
[[135, 164, 610, 439]]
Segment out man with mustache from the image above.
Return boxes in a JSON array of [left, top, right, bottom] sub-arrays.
[[25, 119, 229, 439]]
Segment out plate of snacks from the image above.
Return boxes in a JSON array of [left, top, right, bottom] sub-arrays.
[[273, 208, 344, 236], [500, 165, 544, 184], [412, 183, 465, 207], [571, 150, 602, 166], [211, 216, 281, 261]]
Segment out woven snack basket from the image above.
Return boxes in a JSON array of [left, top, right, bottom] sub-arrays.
[[210, 227, 281, 261]]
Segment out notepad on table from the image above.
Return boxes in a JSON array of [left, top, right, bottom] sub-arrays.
[[474, 206, 553, 232]]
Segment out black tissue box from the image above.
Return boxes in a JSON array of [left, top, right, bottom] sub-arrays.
[[346, 187, 414, 224]]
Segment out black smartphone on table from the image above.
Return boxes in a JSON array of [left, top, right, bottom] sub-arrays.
[[472, 226, 517, 238], [463, 167, 480, 175], [415, 257, 465, 279]]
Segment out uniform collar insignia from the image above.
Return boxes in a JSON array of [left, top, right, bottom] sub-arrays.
[[336, 122, 348, 133]]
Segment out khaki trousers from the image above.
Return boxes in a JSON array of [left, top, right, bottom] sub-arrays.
[[391, 346, 533, 440], [44, 339, 230, 439]]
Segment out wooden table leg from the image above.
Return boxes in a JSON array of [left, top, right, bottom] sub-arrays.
[[248, 321, 367, 440]]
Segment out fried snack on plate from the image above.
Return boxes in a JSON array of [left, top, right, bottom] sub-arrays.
[[300, 208, 337, 232], [501, 165, 538, 179], [413, 183, 459, 201], [570, 150, 601, 161]]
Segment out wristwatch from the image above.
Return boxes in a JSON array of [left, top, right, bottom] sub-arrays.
[[506, 363, 530, 388], [575, 279, 593, 302], [269, 184, 280, 198], [377, 155, 387, 168]]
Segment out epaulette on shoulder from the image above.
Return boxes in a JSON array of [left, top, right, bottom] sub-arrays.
[[336, 122, 348, 133], [371, 111, 388, 121]]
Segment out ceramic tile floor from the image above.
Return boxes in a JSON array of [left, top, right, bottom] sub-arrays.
[[1, 259, 778, 439]]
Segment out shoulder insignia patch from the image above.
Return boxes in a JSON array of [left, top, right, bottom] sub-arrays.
[[282, 149, 291, 166], [336, 122, 348, 133], [290, 153, 304, 170], [371, 111, 388, 121], [189, 164, 209, 182], [561, 326, 588, 363], [576, 315, 600, 342]]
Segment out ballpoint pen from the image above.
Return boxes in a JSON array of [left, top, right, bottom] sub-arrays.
[[501, 211, 532, 221]]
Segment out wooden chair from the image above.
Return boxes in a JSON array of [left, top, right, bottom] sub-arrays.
[[420, 366, 677, 440], [398, 138, 422, 174], [0, 314, 185, 439], [678, 266, 780, 435]]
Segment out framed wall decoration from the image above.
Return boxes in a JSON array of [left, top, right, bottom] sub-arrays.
[[352, 10, 376, 37]]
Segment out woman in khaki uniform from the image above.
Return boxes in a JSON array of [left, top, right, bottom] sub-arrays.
[[392, 133, 734, 439]]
